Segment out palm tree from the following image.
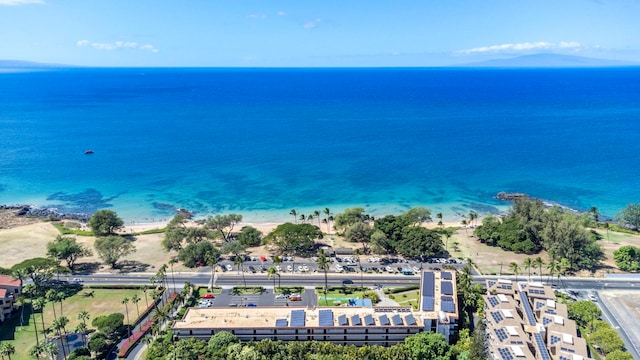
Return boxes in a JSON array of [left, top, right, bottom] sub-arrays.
[[132, 294, 141, 320], [73, 322, 88, 347], [604, 222, 610, 241], [323, 208, 331, 233], [590, 206, 600, 228], [523, 258, 533, 282], [169, 257, 178, 290], [461, 219, 468, 238], [299, 214, 306, 223], [205, 252, 218, 291], [56, 291, 65, 318], [267, 266, 279, 291], [33, 297, 47, 340], [0, 343, 16, 360], [546, 256, 559, 285], [314, 210, 322, 228], [316, 249, 330, 305], [142, 285, 150, 309], [22, 284, 37, 337], [436, 212, 443, 227], [509, 262, 520, 282], [290, 209, 298, 223], [45, 290, 58, 322], [122, 297, 131, 338], [468, 211, 478, 228], [42, 341, 59, 360], [234, 256, 247, 288], [533, 256, 545, 282], [52, 316, 69, 359]]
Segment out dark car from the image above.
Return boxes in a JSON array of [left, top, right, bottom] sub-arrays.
[[246, 303, 257, 307], [342, 279, 354, 285]]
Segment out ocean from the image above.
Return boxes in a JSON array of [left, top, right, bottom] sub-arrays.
[[0, 67, 639, 224]]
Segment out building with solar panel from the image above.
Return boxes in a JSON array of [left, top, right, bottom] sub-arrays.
[[171, 270, 459, 346], [483, 280, 594, 360], [418, 270, 459, 343]]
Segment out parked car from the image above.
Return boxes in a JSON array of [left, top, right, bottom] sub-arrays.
[[275, 294, 287, 299], [287, 265, 293, 272], [588, 294, 598, 302], [246, 303, 257, 307], [289, 294, 302, 301], [201, 293, 215, 299], [225, 264, 233, 271]]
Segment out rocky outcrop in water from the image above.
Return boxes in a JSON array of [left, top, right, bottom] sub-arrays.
[[496, 192, 529, 201]]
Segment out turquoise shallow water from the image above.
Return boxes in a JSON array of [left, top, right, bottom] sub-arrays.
[[0, 67, 639, 223]]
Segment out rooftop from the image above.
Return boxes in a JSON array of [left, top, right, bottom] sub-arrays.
[[0, 275, 20, 287]]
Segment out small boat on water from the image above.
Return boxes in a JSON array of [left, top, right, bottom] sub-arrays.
[[84, 149, 94, 154]]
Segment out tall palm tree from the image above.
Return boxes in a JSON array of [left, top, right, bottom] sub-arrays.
[[604, 222, 610, 241], [52, 316, 68, 360], [533, 256, 545, 282], [267, 266, 279, 291], [460, 219, 468, 238], [290, 209, 297, 223], [316, 249, 330, 305], [590, 206, 600, 228], [299, 214, 306, 223], [523, 258, 533, 282], [169, 257, 178, 290], [509, 262, 520, 282], [323, 208, 331, 233], [73, 322, 88, 347], [234, 256, 247, 288], [122, 297, 131, 338], [45, 290, 58, 323], [314, 210, 322, 228], [436, 212, 443, 227], [468, 211, 478, 228], [56, 291, 65, 318], [205, 252, 218, 292], [77, 311, 90, 339], [42, 340, 59, 360], [131, 294, 141, 320], [33, 297, 47, 340], [142, 285, 150, 309], [546, 256, 559, 285]]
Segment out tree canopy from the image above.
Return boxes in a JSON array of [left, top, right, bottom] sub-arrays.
[[613, 245, 640, 272], [88, 209, 124, 236], [205, 214, 243, 242], [616, 203, 640, 230], [264, 223, 323, 255], [94, 236, 136, 268], [46, 235, 92, 270], [178, 241, 220, 268], [236, 226, 263, 247]]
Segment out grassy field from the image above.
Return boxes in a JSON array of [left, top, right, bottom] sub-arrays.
[[389, 290, 420, 309], [0, 288, 148, 360]]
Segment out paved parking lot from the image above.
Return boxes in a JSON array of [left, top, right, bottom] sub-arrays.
[[204, 287, 318, 308]]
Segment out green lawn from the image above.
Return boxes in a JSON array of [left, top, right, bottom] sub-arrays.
[[0, 288, 148, 360], [389, 290, 420, 309]]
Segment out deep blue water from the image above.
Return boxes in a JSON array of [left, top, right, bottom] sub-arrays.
[[1, 67, 639, 223]]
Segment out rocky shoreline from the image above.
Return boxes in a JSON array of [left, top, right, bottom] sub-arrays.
[[0, 204, 91, 222]]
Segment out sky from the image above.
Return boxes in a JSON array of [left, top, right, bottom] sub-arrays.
[[1, 0, 640, 67]]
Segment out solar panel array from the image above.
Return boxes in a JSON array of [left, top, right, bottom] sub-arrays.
[[499, 285, 513, 290], [319, 309, 334, 327], [290, 310, 306, 327], [535, 301, 545, 309], [560, 357, 571, 360], [488, 280, 496, 287], [543, 317, 552, 326], [423, 296, 435, 311], [488, 296, 500, 307], [391, 314, 403, 326], [498, 348, 514, 360], [495, 328, 508, 341], [351, 314, 361, 325], [338, 314, 348, 326], [442, 299, 456, 313], [379, 314, 390, 325], [405, 314, 416, 325], [441, 281, 454, 295], [519, 291, 536, 325], [442, 271, 452, 280], [533, 333, 551, 360], [491, 311, 504, 323], [364, 314, 375, 326], [275, 318, 288, 327], [544, 308, 556, 315], [529, 288, 545, 295], [550, 335, 561, 345]]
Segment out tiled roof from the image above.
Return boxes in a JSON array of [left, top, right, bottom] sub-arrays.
[[0, 275, 21, 287]]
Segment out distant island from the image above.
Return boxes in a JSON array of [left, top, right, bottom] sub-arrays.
[[457, 53, 639, 68], [0, 60, 73, 72]]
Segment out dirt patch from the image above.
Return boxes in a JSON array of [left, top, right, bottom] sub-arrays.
[[0, 209, 40, 229]]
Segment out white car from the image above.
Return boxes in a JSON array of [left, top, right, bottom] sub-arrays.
[[72, 278, 84, 283], [275, 294, 287, 299], [225, 264, 233, 271], [298, 265, 304, 272], [588, 294, 598, 302], [287, 265, 293, 272], [276, 265, 282, 272], [302, 265, 309, 272], [385, 266, 393, 272]]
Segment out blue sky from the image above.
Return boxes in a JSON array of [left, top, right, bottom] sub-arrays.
[[1, 0, 639, 67]]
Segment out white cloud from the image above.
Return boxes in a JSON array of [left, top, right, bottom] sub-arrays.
[[456, 41, 581, 55], [248, 13, 267, 19], [303, 18, 321, 29], [77, 40, 159, 53], [0, 0, 43, 5]]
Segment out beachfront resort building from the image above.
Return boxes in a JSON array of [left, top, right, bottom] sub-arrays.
[[172, 270, 459, 346], [0, 275, 21, 323], [484, 279, 594, 360]]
